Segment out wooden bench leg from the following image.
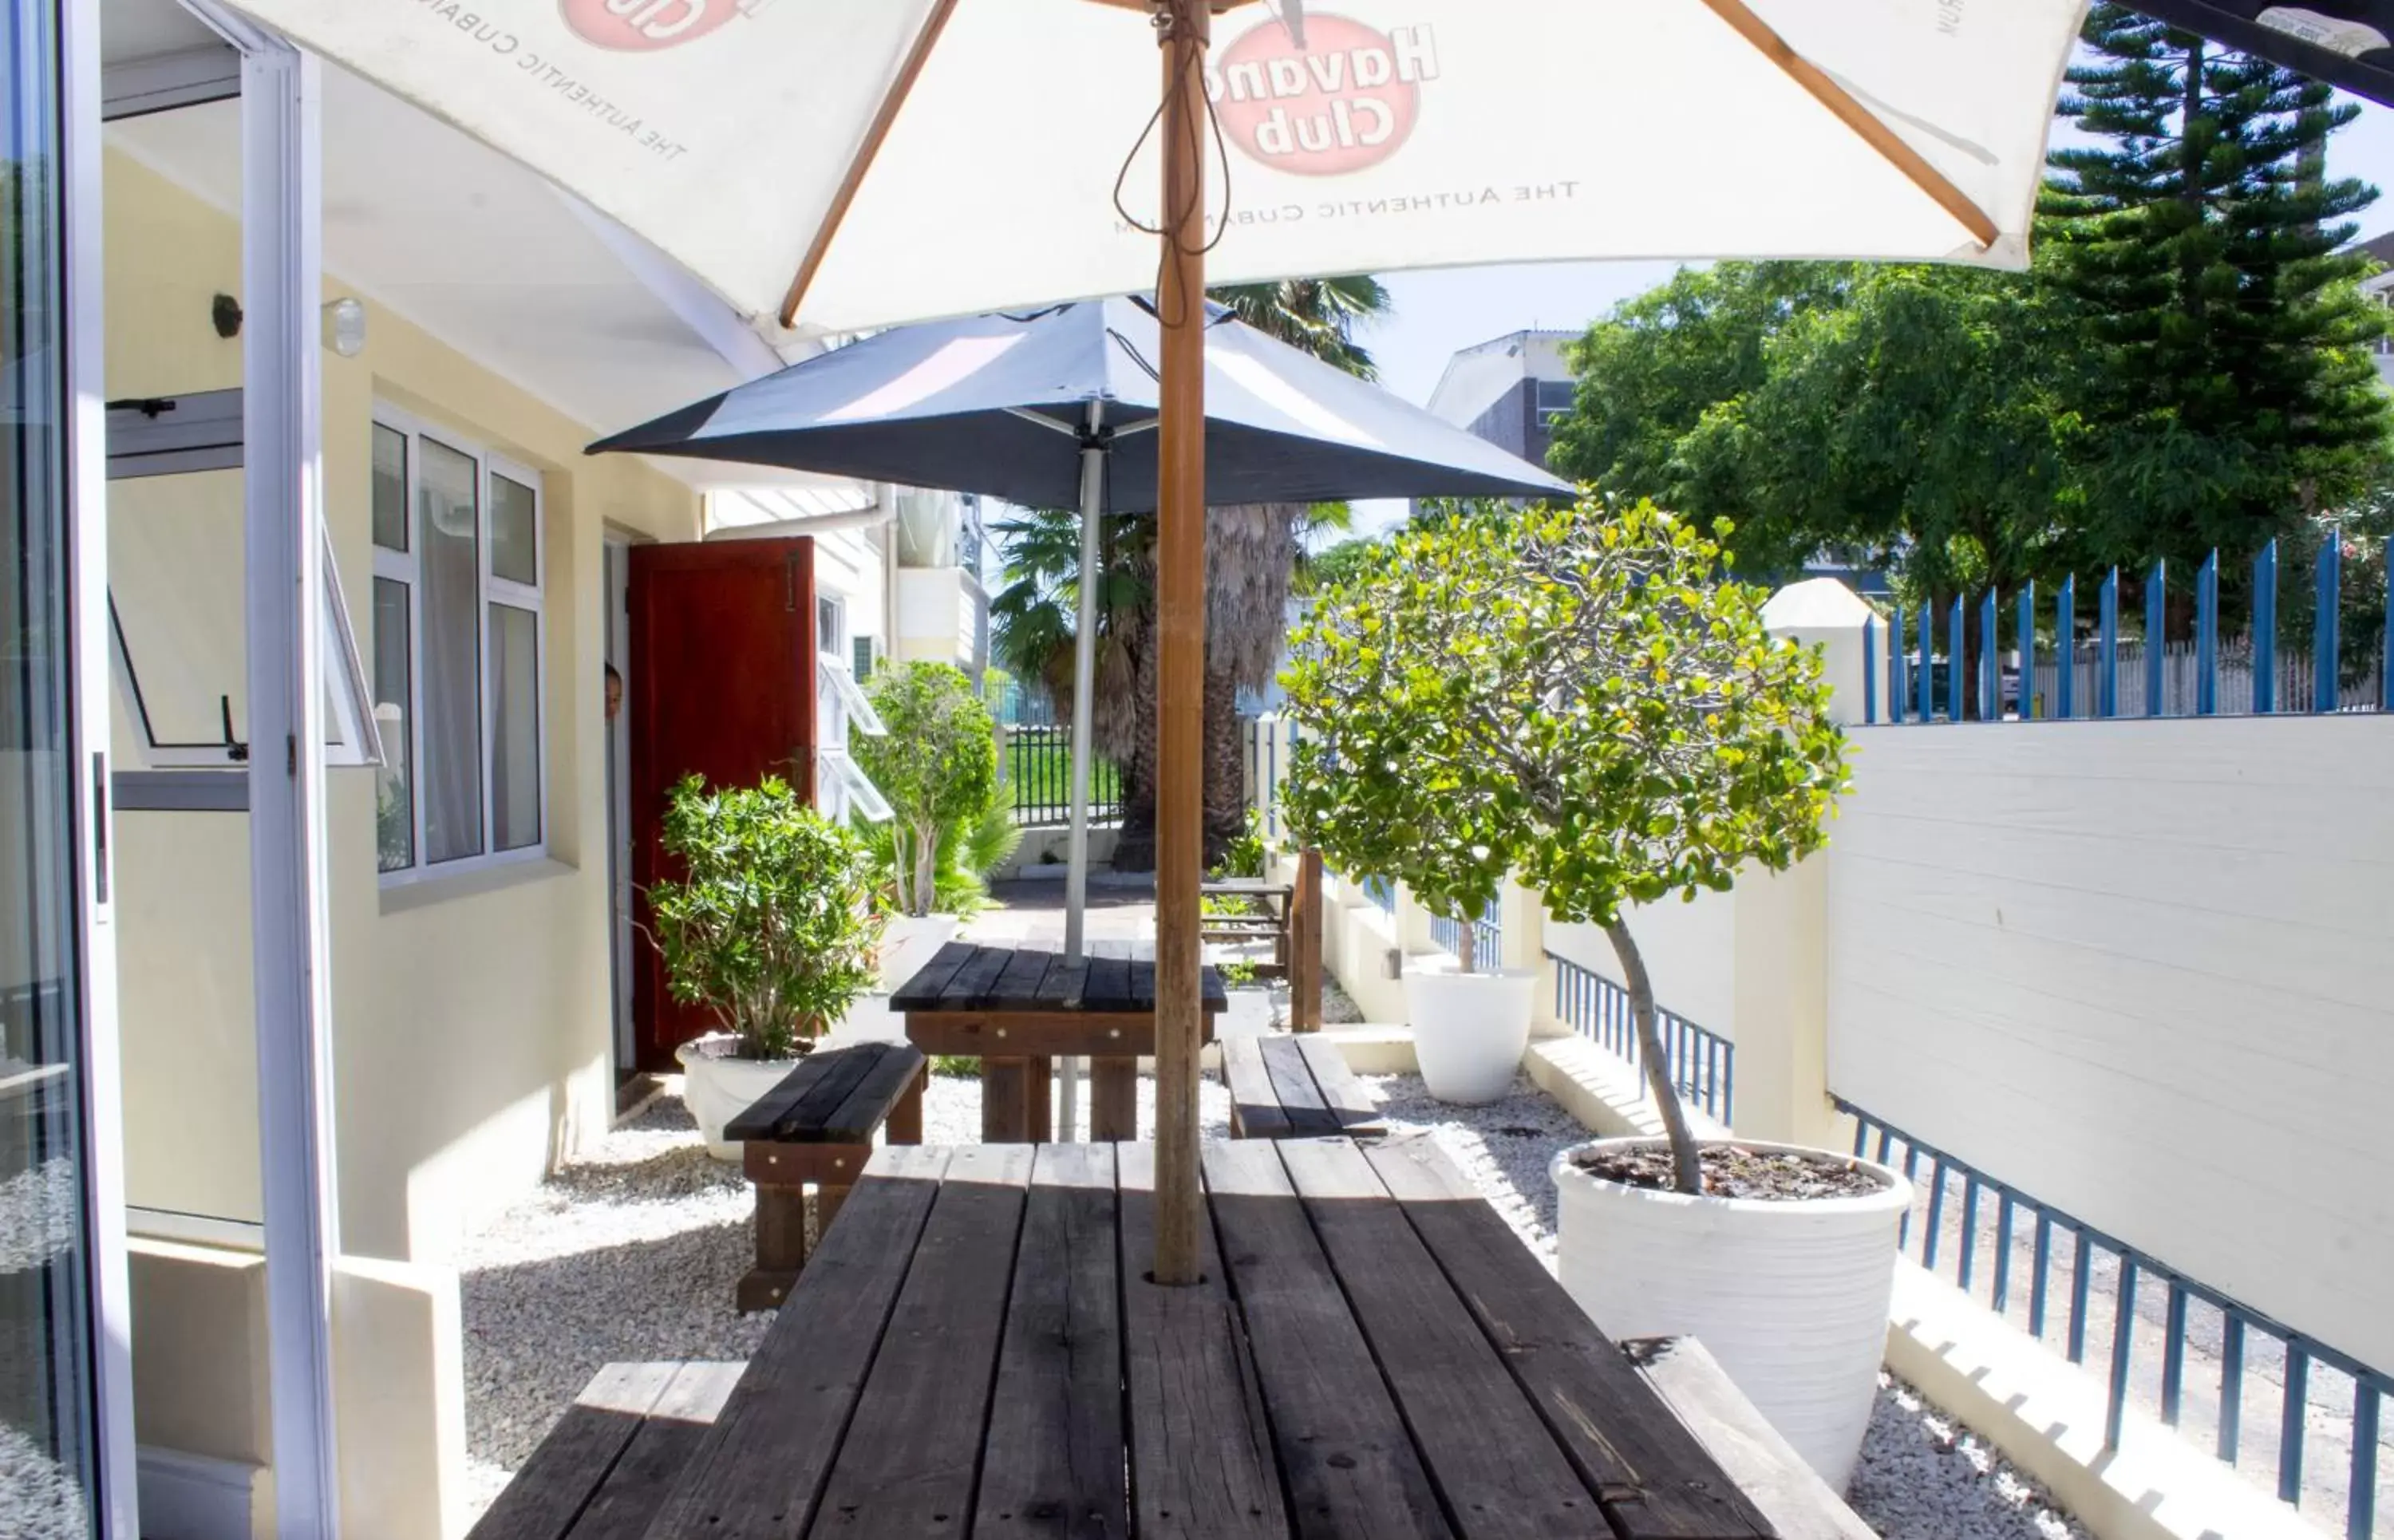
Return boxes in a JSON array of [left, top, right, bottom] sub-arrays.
[[1090, 1056, 1137, 1141], [984, 1056, 1031, 1142], [816, 1182, 851, 1238], [1025, 1056, 1052, 1143], [889, 1062, 924, 1146], [739, 1179, 808, 1313]]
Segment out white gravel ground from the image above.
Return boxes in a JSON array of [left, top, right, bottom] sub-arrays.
[[0, 1424, 92, 1540], [459, 1063, 2091, 1538]]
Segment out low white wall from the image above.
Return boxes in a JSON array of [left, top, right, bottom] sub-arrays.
[[1828, 715, 2394, 1373], [1546, 889, 1737, 1043]]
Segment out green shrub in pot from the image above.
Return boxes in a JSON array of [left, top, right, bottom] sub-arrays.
[[650, 772, 883, 1062]]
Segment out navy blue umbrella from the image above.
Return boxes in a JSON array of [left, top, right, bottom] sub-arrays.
[[588, 295, 1570, 511], [591, 298, 1566, 1134]]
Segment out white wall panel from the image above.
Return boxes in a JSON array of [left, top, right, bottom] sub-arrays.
[[1827, 716, 2394, 1369]]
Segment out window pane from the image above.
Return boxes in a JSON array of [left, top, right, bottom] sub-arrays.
[[418, 437, 484, 863], [0, 0, 101, 1524], [373, 578, 415, 871], [491, 472, 537, 586], [107, 468, 246, 756], [490, 603, 541, 852], [372, 423, 407, 552]]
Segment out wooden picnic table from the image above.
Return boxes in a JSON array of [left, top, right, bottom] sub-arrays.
[[891, 941, 1227, 1143], [622, 1134, 1782, 1540]]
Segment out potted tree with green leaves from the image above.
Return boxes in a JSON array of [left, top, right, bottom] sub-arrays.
[[653, 773, 884, 1159], [1291, 499, 1903, 1486], [854, 661, 1004, 991], [1281, 519, 1539, 1103]]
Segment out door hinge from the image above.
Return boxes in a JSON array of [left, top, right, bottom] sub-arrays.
[[288, 734, 298, 776], [786, 553, 799, 612]]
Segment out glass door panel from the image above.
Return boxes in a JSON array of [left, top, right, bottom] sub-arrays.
[[0, 0, 101, 1534]]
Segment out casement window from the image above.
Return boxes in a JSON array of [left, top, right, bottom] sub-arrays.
[[370, 408, 547, 879]]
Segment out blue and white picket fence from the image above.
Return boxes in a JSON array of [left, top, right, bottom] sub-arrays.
[[1842, 1101, 2392, 1538], [1863, 539, 2392, 725]]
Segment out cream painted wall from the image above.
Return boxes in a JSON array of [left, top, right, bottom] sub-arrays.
[[1546, 895, 1737, 1042], [103, 148, 704, 1263], [1827, 715, 2394, 1372]]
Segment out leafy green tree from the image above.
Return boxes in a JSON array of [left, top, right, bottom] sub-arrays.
[[852, 662, 999, 917], [2041, 3, 2390, 569], [1282, 501, 1848, 1192], [1680, 265, 2084, 598], [1548, 262, 1850, 526], [1296, 532, 1385, 594], [650, 775, 883, 1061]]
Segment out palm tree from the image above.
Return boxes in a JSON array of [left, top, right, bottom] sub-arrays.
[[989, 276, 1391, 868]]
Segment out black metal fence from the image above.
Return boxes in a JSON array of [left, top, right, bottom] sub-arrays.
[[1006, 724, 1123, 827]]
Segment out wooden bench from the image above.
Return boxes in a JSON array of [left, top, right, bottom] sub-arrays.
[[721, 1040, 924, 1313], [1223, 1032, 1386, 1139], [1625, 1336, 1878, 1539], [464, 1361, 744, 1540]]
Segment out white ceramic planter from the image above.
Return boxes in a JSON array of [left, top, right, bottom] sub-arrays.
[[676, 1035, 804, 1161], [1402, 965, 1535, 1104], [879, 913, 962, 993], [1550, 1136, 1910, 1491]]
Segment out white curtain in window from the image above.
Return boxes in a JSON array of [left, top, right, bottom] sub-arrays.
[[490, 603, 539, 851], [417, 437, 484, 863]]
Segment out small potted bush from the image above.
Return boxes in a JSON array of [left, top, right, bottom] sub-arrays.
[[1495, 501, 1899, 1488], [854, 661, 1003, 992], [1282, 543, 1536, 1103], [1297, 498, 1906, 1485], [652, 773, 884, 1159]]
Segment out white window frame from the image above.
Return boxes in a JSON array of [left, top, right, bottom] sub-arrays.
[[369, 402, 549, 884]]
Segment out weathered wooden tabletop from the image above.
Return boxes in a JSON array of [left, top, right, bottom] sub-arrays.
[[634, 1135, 1780, 1540], [891, 942, 1227, 1143]]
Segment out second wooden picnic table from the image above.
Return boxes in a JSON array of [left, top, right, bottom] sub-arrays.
[[891, 941, 1227, 1142]]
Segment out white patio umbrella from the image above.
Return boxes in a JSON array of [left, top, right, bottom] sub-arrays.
[[223, 0, 2088, 1281]]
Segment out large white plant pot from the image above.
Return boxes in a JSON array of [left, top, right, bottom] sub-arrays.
[[879, 913, 961, 993], [1551, 1136, 1911, 1491], [676, 1035, 803, 1161], [1402, 966, 1535, 1104]]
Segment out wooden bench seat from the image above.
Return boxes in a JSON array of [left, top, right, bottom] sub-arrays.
[[722, 1040, 925, 1312], [1223, 1032, 1386, 1139], [464, 1361, 744, 1540], [1626, 1336, 1878, 1538]]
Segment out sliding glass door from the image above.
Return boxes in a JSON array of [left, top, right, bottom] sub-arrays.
[[1, 0, 109, 1533]]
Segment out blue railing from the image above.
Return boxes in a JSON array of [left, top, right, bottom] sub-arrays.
[[1428, 898, 1503, 962], [1839, 1100, 2392, 1538], [1547, 954, 1732, 1123], [1864, 539, 2392, 725], [1361, 874, 1396, 914]]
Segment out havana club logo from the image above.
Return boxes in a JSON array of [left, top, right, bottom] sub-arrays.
[[1209, 14, 1437, 176], [561, 0, 772, 52]]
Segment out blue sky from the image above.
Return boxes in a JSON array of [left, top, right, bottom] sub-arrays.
[[1337, 88, 2394, 538]]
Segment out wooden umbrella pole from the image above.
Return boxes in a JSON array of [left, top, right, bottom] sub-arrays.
[[1151, 0, 1210, 1286]]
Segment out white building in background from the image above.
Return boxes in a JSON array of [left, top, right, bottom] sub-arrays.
[[704, 483, 990, 684], [2357, 230, 2394, 389]]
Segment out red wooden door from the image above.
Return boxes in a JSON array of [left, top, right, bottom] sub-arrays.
[[628, 539, 818, 1071]]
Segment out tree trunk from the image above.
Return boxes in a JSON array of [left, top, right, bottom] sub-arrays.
[[912, 819, 938, 918], [1603, 918, 1703, 1195], [1456, 918, 1477, 974], [1110, 604, 1160, 872], [1200, 661, 1245, 868]]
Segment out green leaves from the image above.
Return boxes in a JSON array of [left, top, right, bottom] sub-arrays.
[[1279, 497, 1849, 934], [650, 774, 884, 1061], [853, 662, 1003, 916]]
